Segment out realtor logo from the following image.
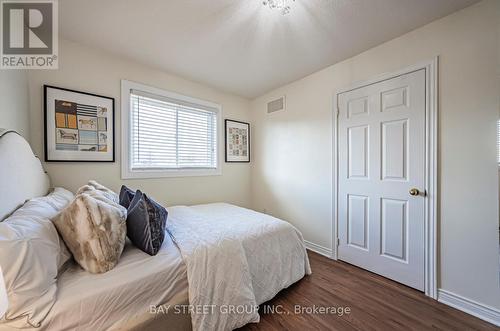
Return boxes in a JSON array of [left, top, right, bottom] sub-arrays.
[[1, 0, 58, 69]]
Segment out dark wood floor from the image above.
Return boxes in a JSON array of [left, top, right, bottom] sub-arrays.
[[239, 251, 498, 331]]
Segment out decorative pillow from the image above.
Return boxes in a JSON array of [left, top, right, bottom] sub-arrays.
[[52, 184, 127, 274], [0, 188, 74, 328], [126, 190, 168, 256], [25, 187, 75, 271], [77, 180, 119, 203], [119, 185, 135, 209]]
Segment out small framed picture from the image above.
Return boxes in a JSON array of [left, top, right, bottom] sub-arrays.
[[44, 85, 115, 162], [225, 119, 250, 163]]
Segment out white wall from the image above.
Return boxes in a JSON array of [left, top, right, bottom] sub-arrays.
[[0, 71, 30, 140], [28, 39, 252, 208], [251, 0, 500, 311]]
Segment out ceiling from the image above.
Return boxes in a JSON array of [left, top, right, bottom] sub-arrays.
[[59, 0, 480, 99]]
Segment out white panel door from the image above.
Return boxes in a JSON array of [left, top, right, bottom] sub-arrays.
[[338, 69, 425, 291]]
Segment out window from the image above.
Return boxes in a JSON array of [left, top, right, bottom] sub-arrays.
[[121, 80, 221, 178]]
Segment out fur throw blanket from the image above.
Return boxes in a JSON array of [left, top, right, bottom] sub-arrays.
[[53, 182, 126, 273]]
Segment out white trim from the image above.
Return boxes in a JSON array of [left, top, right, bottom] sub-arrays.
[[332, 58, 439, 299], [332, 90, 339, 261], [304, 240, 333, 258], [424, 57, 439, 299], [438, 289, 500, 327], [120, 80, 223, 179]]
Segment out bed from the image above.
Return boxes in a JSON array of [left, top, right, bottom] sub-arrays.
[[0, 129, 311, 331], [39, 234, 190, 331]]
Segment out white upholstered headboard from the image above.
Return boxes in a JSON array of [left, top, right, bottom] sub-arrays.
[[0, 129, 50, 221]]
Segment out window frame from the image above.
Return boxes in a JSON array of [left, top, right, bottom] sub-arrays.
[[121, 80, 222, 179]]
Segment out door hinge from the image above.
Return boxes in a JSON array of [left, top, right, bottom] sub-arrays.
[[336, 238, 340, 247]]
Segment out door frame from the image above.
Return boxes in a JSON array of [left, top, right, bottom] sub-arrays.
[[332, 58, 438, 299]]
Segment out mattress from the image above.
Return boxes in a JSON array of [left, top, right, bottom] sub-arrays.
[[34, 234, 189, 331]]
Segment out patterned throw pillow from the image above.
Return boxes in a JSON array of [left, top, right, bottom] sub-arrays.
[[119, 185, 135, 209], [52, 183, 127, 274], [126, 190, 168, 256]]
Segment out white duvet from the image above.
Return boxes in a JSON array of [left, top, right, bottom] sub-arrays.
[[167, 203, 311, 331]]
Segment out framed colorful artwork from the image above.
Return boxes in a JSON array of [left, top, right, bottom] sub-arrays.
[[44, 85, 115, 162], [225, 119, 250, 163]]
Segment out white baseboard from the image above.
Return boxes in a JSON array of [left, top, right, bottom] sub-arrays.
[[438, 289, 500, 326], [304, 240, 333, 258]]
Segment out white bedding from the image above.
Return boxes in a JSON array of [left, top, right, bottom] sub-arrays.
[[167, 203, 311, 331], [4, 202, 309, 331], [30, 234, 187, 331]]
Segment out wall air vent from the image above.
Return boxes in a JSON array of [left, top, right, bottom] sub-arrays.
[[267, 96, 285, 113]]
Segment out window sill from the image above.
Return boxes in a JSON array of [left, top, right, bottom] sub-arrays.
[[121, 168, 222, 179]]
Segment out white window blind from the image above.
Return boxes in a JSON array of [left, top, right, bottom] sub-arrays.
[[130, 90, 217, 170]]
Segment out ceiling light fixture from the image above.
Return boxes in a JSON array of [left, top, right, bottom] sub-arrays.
[[262, 0, 295, 15]]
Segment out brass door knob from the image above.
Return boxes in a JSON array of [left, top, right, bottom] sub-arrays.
[[409, 188, 420, 196]]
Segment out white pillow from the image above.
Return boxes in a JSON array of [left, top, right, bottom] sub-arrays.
[[14, 187, 74, 269], [0, 187, 74, 328]]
